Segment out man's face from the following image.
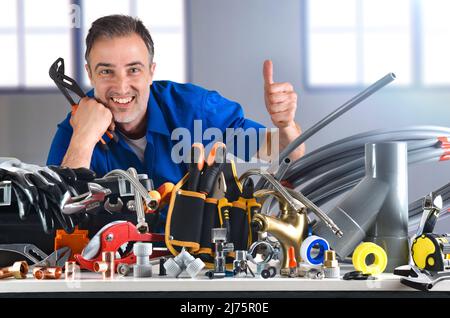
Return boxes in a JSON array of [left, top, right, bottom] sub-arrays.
[[86, 33, 156, 129]]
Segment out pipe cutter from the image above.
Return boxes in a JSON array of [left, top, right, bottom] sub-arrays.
[[75, 221, 169, 271]]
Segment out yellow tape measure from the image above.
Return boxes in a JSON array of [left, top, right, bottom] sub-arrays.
[[411, 234, 450, 272], [352, 242, 387, 276]]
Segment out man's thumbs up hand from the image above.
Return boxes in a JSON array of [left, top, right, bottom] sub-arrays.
[[263, 59, 274, 86], [263, 60, 298, 129], [262, 60, 304, 161]]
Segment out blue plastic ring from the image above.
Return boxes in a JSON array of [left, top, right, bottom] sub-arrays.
[[306, 238, 329, 265]]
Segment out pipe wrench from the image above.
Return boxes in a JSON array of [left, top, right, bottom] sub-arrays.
[[49, 57, 118, 151]]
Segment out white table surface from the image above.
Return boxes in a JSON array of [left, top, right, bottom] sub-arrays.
[[0, 264, 446, 294]]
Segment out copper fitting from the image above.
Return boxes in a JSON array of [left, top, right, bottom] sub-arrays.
[[33, 267, 62, 280], [65, 261, 79, 280], [94, 261, 108, 272], [0, 261, 28, 279], [94, 251, 115, 279]]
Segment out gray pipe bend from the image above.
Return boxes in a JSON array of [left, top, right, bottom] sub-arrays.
[[312, 142, 409, 272]]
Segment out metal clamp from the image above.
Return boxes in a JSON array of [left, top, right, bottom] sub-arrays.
[[0, 181, 11, 206]]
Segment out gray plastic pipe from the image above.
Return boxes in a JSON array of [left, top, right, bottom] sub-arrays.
[[365, 143, 409, 272], [287, 130, 449, 178], [261, 145, 446, 216], [276, 73, 396, 165], [259, 127, 449, 229], [294, 138, 438, 181], [256, 73, 396, 191], [300, 147, 444, 199], [288, 141, 446, 201], [305, 148, 444, 208], [287, 126, 450, 175], [313, 142, 409, 272]]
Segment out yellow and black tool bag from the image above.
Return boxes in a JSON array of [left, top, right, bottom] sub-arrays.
[[199, 197, 221, 256], [165, 173, 206, 254], [228, 200, 250, 251], [165, 161, 255, 262]]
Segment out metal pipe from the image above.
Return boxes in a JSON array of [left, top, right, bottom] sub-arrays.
[[128, 167, 149, 234]]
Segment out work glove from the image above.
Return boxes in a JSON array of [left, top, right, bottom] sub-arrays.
[[0, 158, 88, 234], [48, 165, 96, 196], [0, 168, 53, 233]]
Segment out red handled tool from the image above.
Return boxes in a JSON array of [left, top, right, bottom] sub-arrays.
[[74, 221, 169, 272], [49, 57, 118, 151]]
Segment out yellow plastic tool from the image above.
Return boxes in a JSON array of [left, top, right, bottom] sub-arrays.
[[411, 234, 450, 271], [352, 242, 387, 276]]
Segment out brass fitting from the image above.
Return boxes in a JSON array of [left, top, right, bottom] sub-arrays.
[[33, 267, 62, 280], [0, 261, 28, 279], [324, 250, 338, 268], [323, 250, 340, 279], [252, 189, 308, 276]]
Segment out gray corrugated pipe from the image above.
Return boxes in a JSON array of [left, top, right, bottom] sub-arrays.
[[313, 142, 409, 272]]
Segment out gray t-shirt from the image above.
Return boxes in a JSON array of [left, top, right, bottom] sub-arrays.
[[120, 133, 147, 163]]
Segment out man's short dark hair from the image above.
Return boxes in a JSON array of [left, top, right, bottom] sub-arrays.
[[85, 15, 154, 63]]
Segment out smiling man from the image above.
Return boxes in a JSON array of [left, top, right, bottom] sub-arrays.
[[47, 15, 305, 189]]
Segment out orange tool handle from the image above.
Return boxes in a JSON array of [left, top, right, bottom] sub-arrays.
[[288, 246, 297, 268], [154, 182, 175, 210], [187, 143, 205, 191]]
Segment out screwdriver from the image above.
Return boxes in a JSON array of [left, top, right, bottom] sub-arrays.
[[49, 57, 118, 151]]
